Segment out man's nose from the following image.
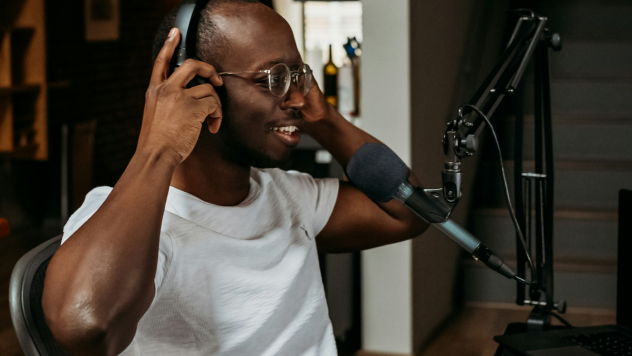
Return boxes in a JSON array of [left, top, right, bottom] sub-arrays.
[[281, 80, 305, 110]]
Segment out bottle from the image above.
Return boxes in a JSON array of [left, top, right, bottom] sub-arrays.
[[338, 44, 354, 119], [323, 44, 338, 108], [350, 38, 361, 118], [342, 37, 361, 118]]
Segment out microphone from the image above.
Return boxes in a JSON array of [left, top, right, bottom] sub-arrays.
[[347, 142, 516, 279]]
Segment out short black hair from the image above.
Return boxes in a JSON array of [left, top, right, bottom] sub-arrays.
[[152, 0, 263, 70]]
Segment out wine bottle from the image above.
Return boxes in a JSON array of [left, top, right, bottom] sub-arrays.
[[323, 44, 338, 108]]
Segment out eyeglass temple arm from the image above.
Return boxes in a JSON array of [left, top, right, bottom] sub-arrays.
[[218, 70, 269, 76], [218, 67, 311, 77]]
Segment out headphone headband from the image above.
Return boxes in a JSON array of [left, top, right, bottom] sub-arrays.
[[169, 0, 216, 88], [172, 0, 208, 68]]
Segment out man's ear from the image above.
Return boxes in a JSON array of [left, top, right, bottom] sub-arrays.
[[206, 116, 222, 133], [207, 84, 227, 134]]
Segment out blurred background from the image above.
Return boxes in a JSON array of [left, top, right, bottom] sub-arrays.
[[1, 0, 630, 355]]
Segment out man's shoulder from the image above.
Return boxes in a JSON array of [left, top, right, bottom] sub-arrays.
[[85, 186, 114, 198], [62, 186, 113, 243], [72, 186, 113, 216]]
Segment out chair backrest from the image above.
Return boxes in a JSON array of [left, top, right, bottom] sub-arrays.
[[9, 235, 71, 356]]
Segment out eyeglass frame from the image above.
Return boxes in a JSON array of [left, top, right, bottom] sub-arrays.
[[218, 63, 312, 98]]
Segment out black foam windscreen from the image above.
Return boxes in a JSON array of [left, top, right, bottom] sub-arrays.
[[347, 142, 410, 202]]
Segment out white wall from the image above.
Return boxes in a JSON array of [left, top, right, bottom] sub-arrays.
[[360, 0, 412, 354], [272, 0, 304, 56]]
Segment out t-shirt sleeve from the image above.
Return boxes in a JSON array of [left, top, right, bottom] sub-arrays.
[[283, 171, 340, 236], [311, 177, 340, 236], [61, 186, 112, 244], [60, 186, 172, 291]]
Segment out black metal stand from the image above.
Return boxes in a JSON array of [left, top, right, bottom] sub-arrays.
[[437, 9, 563, 329], [514, 28, 567, 331], [493, 323, 570, 356]]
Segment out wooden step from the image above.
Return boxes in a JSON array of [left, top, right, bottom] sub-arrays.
[[502, 114, 632, 126], [472, 160, 632, 209], [487, 114, 632, 161], [471, 207, 617, 221], [468, 208, 618, 260], [462, 259, 617, 308], [482, 159, 632, 172], [536, 3, 632, 41], [550, 41, 632, 80], [521, 81, 632, 116], [463, 255, 616, 274]]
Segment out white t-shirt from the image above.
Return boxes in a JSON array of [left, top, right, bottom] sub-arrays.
[[61, 168, 340, 356]]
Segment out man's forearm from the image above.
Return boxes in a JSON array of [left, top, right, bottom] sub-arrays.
[[302, 104, 429, 251], [43, 147, 179, 355]]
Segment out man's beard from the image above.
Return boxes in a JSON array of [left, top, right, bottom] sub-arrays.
[[215, 119, 291, 170]]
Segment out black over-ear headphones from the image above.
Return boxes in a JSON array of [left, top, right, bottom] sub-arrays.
[[170, 0, 212, 88]]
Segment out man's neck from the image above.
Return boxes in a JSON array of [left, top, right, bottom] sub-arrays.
[[170, 140, 252, 207]]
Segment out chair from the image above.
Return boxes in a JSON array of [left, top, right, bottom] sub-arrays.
[[9, 235, 71, 356]]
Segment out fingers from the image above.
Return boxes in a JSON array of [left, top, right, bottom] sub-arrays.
[[187, 83, 217, 99], [195, 94, 223, 120], [150, 28, 180, 86], [188, 84, 223, 118], [195, 94, 223, 134], [198, 95, 223, 134], [169, 59, 223, 88]]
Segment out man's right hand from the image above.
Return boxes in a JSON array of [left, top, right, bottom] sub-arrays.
[[138, 27, 223, 164]]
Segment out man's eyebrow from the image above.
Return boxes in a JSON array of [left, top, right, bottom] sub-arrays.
[[266, 58, 285, 65]]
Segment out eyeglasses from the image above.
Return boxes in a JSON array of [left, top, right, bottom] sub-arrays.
[[218, 63, 312, 97]]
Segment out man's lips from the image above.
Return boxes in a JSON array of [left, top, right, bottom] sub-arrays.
[[267, 119, 302, 128], [270, 125, 300, 147]]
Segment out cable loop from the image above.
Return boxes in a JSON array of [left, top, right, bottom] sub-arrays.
[[458, 104, 536, 287]]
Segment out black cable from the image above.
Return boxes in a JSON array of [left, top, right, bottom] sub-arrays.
[[514, 275, 532, 286], [551, 312, 573, 328], [458, 104, 537, 286]]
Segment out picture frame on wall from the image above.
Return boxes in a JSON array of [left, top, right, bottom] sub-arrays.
[[84, 0, 120, 41]]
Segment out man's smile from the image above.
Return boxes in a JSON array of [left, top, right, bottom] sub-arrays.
[[269, 125, 300, 147]]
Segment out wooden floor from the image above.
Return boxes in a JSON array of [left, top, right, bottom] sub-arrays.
[[420, 302, 616, 356], [0, 229, 617, 356]]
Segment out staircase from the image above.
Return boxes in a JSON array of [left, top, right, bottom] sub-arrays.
[[464, 0, 632, 309]]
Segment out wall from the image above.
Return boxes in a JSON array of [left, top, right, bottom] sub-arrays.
[[272, 0, 304, 56], [359, 0, 514, 353], [409, 0, 509, 353], [360, 0, 412, 354], [0, 0, 181, 232], [409, 1, 476, 352], [46, 0, 172, 191]]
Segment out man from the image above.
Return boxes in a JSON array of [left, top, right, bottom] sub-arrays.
[[42, 0, 428, 355]]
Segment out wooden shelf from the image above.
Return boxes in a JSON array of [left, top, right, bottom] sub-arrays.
[[0, 83, 40, 95], [0, 0, 48, 160], [3, 142, 39, 159]]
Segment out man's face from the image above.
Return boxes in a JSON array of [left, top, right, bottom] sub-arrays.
[[209, 5, 306, 169]]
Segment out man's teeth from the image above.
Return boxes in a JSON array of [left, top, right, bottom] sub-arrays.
[[272, 126, 299, 135]]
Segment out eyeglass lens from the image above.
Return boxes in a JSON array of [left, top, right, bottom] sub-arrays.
[[268, 63, 311, 97]]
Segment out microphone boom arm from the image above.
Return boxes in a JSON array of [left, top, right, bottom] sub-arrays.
[[437, 12, 559, 213]]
